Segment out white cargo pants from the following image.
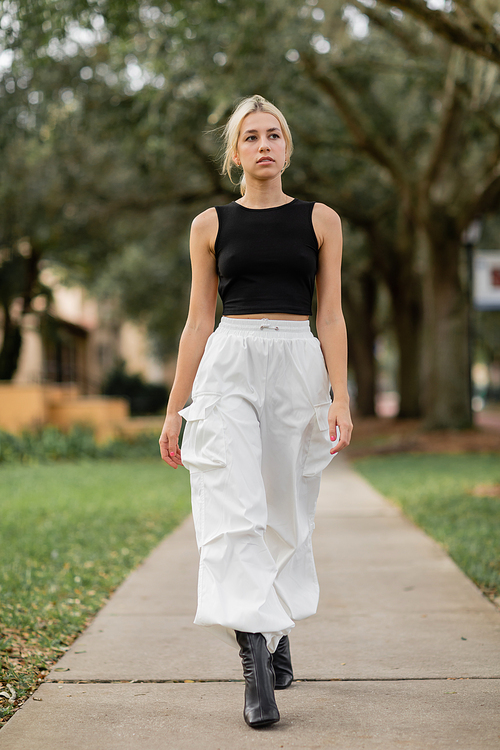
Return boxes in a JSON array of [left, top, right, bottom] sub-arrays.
[[179, 317, 335, 653]]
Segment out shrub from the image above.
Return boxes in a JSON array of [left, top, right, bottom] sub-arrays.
[[0, 425, 161, 463], [101, 360, 168, 416]]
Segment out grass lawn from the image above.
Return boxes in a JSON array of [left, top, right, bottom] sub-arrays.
[[353, 453, 500, 601], [0, 460, 191, 724]]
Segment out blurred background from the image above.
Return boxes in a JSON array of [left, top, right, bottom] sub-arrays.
[[1, 0, 500, 438]]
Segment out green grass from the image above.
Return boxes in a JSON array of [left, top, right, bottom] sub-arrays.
[[0, 460, 191, 723], [353, 454, 500, 599]]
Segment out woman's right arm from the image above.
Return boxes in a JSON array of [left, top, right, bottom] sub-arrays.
[[159, 208, 219, 468]]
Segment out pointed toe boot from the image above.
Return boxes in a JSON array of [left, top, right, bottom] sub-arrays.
[[235, 630, 280, 728], [272, 635, 293, 690]]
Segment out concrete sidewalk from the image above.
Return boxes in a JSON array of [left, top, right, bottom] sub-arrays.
[[1, 459, 499, 749]]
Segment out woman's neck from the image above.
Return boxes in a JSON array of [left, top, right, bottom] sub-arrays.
[[237, 177, 290, 209]]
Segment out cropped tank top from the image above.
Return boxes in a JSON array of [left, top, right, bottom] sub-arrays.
[[214, 198, 319, 316]]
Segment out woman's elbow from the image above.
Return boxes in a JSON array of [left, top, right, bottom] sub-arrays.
[[184, 314, 215, 338], [316, 310, 345, 334]]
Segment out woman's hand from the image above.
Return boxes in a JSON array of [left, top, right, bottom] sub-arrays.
[[328, 401, 353, 454], [159, 413, 183, 468]]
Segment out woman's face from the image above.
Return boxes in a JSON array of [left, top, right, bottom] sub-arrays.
[[234, 111, 287, 180]]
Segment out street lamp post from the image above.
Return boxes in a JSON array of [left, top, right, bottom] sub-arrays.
[[461, 218, 483, 425]]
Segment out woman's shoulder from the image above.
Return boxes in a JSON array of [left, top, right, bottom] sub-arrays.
[[192, 200, 238, 224], [191, 206, 219, 234], [312, 202, 341, 223], [311, 203, 342, 248]]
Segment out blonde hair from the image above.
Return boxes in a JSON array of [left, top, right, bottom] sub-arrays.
[[221, 95, 293, 196]]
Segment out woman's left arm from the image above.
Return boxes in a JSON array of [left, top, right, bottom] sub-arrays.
[[313, 202, 353, 454]]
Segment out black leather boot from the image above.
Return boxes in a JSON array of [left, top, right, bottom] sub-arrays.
[[235, 630, 280, 728], [272, 635, 294, 689]]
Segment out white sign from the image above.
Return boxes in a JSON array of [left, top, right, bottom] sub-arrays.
[[473, 250, 500, 310]]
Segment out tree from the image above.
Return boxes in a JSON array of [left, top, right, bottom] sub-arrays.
[[0, 3, 234, 369], [3, 0, 500, 428], [294, 2, 500, 427], [357, 0, 500, 66]]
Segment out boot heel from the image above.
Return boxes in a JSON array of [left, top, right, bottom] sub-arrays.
[[272, 635, 293, 690]]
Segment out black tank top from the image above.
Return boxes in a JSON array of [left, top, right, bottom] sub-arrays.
[[214, 198, 319, 316]]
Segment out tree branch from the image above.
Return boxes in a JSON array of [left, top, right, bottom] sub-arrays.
[[465, 147, 500, 222], [473, 173, 500, 215], [349, 0, 429, 58], [453, 0, 497, 37], [374, 0, 500, 65], [422, 48, 465, 190], [300, 52, 410, 192]]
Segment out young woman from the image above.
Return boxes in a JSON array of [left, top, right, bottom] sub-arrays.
[[159, 94, 353, 729]]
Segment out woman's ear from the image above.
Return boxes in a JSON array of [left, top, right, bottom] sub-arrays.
[[232, 152, 241, 167]]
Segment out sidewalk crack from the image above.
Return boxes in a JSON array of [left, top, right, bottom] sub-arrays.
[[45, 676, 500, 684]]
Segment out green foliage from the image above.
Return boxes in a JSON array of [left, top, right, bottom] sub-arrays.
[[354, 454, 500, 598], [0, 425, 161, 463], [0, 459, 191, 721], [1, 0, 408, 352], [102, 360, 168, 415], [1, 0, 500, 418]]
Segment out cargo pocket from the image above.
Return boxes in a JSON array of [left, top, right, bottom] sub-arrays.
[[303, 401, 334, 477], [178, 392, 227, 473]]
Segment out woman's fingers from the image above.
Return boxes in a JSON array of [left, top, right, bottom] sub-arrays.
[[159, 431, 183, 468], [327, 402, 353, 454], [329, 424, 340, 454], [159, 437, 176, 467], [159, 413, 185, 468], [170, 445, 183, 467], [161, 447, 182, 468], [329, 420, 353, 454]]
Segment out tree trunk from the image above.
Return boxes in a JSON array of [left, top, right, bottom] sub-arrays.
[[0, 305, 22, 380], [367, 219, 423, 419], [342, 272, 377, 417], [349, 332, 376, 416], [422, 237, 471, 429], [392, 288, 422, 419]]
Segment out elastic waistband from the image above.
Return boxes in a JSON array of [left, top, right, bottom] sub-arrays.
[[216, 316, 313, 340]]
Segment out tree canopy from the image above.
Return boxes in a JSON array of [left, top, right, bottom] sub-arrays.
[[1, 0, 499, 426]]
